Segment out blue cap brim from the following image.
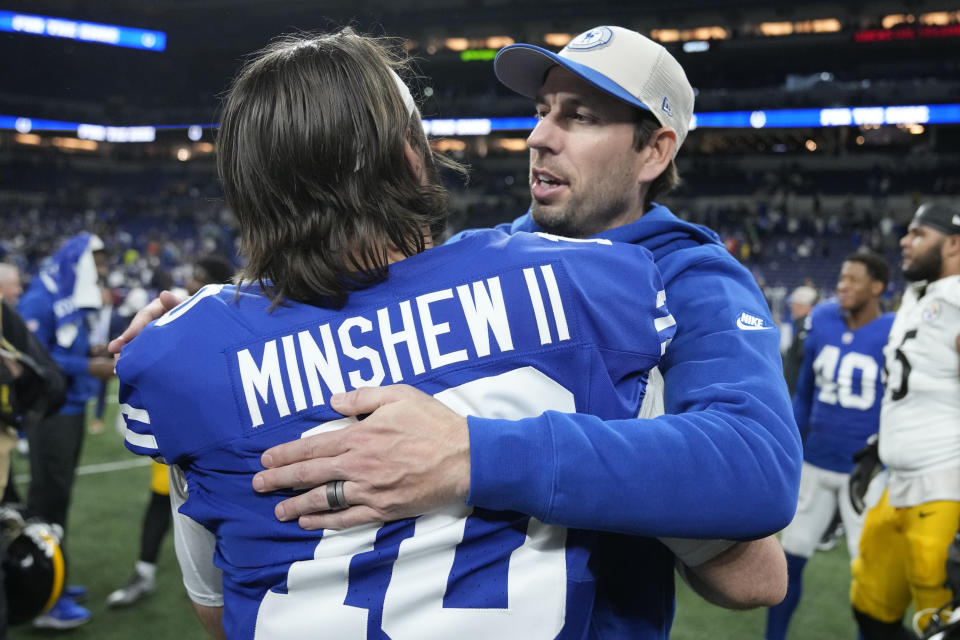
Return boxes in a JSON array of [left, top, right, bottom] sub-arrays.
[[494, 43, 652, 114]]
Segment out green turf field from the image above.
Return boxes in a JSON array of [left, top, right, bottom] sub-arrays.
[[8, 383, 858, 639]]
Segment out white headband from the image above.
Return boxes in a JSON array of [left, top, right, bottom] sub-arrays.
[[389, 69, 416, 117], [353, 69, 418, 173]]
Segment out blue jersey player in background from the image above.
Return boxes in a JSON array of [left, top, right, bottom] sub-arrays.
[[766, 252, 894, 640], [115, 30, 677, 639]]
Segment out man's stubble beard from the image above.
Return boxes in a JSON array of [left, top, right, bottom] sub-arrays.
[[530, 188, 633, 240], [903, 240, 943, 282]]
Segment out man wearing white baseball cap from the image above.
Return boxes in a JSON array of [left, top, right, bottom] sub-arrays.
[[120, 26, 801, 638], [491, 25, 695, 240]]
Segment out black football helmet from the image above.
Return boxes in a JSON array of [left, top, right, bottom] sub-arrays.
[[2, 508, 65, 625]]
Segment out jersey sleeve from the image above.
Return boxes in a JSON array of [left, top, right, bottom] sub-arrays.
[[115, 313, 184, 462], [117, 376, 163, 460], [466, 253, 801, 539]]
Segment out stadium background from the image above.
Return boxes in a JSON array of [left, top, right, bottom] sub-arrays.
[[2, 0, 957, 636]]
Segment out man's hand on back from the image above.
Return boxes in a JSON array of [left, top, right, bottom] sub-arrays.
[[108, 290, 185, 355], [253, 385, 471, 530]]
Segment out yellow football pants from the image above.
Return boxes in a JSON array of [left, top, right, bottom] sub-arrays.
[[150, 461, 170, 496], [851, 489, 960, 630]]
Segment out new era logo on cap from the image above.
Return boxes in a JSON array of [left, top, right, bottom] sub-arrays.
[[953, 214, 960, 227], [661, 97, 673, 118]]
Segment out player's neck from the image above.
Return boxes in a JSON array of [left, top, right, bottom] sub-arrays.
[[385, 232, 435, 265], [845, 301, 881, 330]]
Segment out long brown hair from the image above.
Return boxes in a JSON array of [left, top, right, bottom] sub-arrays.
[[217, 29, 462, 308]]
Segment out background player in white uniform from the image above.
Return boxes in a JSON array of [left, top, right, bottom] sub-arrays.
[[850, 202, 960, 639], [766, 252, 893, 640]]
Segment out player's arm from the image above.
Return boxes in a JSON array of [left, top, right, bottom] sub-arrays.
[[464, 254, 800, 537], [678, 536, 787, 609], [791, 314, 817, 439], [192, 604, 226, 640], [255, 252, 800, 538], [18, 291, 111, 378], [169, 465, 225, 639]]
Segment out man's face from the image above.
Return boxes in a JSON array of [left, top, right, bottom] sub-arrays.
[[789, 301, 811, 321], [93, 250, 109, 279], [527, 67, 646, 239], [900, 222, 945, 282], [0, 267, 22, 305], [836, 260, 879, 313]]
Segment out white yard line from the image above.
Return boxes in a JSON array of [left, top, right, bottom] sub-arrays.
[[14, 457, 152, 484]]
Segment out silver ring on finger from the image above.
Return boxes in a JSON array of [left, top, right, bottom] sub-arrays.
[[326, 479, 349, 510]]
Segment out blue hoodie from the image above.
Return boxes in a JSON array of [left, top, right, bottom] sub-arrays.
[[453, 205, 801, 638]]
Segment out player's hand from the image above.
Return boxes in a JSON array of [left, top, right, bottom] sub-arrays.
[[253, 385, 471, 530], [0, 354, 23, 381], [849, 434, 881, 515], [108, 290, 185, 355], [88, 356, 115, 381], [89, 343, 111, 358]]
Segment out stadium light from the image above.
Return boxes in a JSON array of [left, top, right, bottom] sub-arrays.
[[0, 10, 166, 51], [444, 38, 469, 51], [460, 49, 497, 62], [543, 33, 573, 47], [2, 103, 960, 142], [683, 41, 710, 53]]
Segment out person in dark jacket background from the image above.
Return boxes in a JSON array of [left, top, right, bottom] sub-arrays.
[[16, 232, 114, 629], [1, 298, 67, 637]]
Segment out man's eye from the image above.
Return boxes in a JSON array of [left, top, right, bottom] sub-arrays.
[[572, 112, 593, 122], [534, 109, 548, 119]]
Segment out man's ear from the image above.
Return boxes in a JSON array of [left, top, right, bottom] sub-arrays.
[[944, 234, 960, 258], [403, 139, 426, 185], [636, 127, 677, 185], [871, 280, 885, 297]]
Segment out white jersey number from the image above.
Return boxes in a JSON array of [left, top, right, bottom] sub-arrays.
[[812, 345, 879, 410], [255, 367, 573, 639]]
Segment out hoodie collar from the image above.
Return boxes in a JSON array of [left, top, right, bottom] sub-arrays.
[[508, 203, 723, 255]]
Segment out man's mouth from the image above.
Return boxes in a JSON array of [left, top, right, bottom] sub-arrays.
[[531, 169, 568, 200]]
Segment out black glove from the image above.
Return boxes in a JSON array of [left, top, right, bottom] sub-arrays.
[[849, 433, 881, 515]]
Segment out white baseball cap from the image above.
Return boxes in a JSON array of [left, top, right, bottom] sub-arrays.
[[494, 26, 695, 155], [790, 285, 818, 306]]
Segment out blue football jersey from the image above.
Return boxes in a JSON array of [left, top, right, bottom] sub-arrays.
[[793, 302, 894, 472], [117, 229, 674, 640]]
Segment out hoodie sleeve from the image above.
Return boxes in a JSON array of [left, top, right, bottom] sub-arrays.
[[466, 252, 802, 539]]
